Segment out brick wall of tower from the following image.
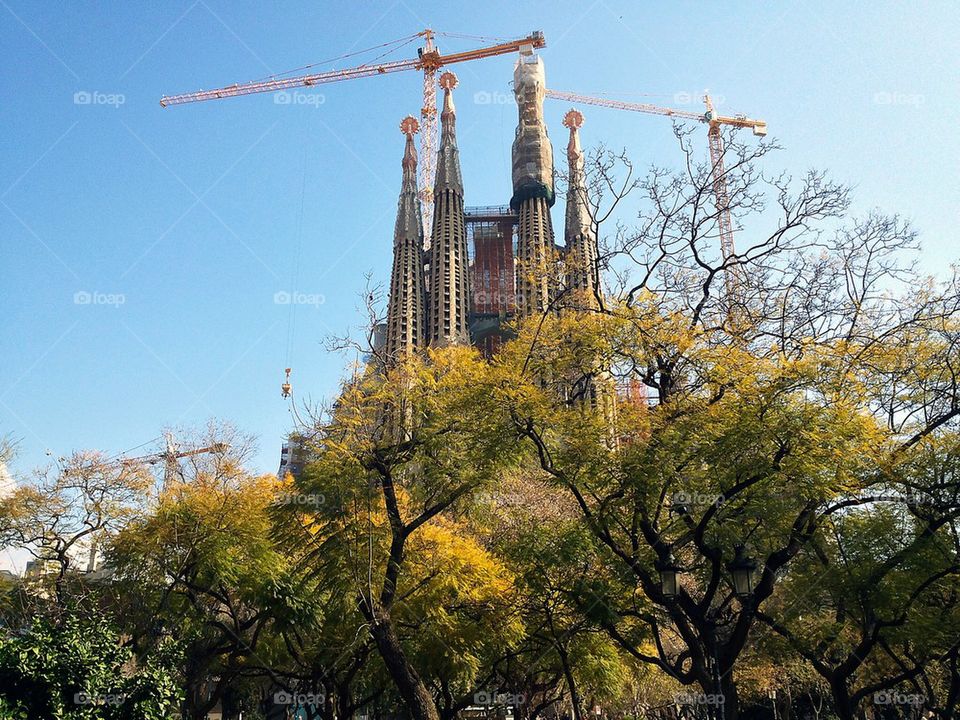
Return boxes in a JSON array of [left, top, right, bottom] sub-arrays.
[[472, 220, 515, 314]]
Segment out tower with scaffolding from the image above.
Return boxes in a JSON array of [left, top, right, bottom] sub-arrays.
[[466, 205, 518, 356]]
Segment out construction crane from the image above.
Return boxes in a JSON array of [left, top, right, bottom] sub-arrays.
[[62, 432, 228, 573], [151, 431, 229, 489], [544, 89, 767, 295], [161, 29, 546, 246], [65, 431, 228, 488]]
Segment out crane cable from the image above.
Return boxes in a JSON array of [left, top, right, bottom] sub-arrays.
[[252, 33, 423, 84], [576, 90, 680, 99], [282, 128, 309, 402], [365, 35, 420, 65], [83, 435, 163, 469], [433, 31, 513, 42], [251, 30, 510, 87], [284, 167, 306, 364]]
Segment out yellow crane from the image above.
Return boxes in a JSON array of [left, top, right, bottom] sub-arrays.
[[161, 30, 546, 247], [544, 89, 767, 295], [162, 30, 546, 393]]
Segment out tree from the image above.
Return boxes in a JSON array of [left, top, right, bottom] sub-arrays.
[[0, 608, 181, 719], [284, 346, 525, 720], [503, 307, 887, 718], [499, 129, 960, 719], [488, 475, 630, 720], [755, 436, 960, 719], [0, 451, 151, 606], [109, 434, 296, 720]]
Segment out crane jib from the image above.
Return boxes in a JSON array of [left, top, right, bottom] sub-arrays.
[[159, 32, 545, 107], [160, 59, 418, 106]]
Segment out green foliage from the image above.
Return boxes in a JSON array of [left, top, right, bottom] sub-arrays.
[[109, 471, 301, 711], [0, 610, 182, 720]]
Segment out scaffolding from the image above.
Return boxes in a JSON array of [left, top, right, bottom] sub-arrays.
[[465, 205, 518, 355]]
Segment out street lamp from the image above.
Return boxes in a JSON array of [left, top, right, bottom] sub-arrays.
[[727, 545, 757, 599], [656, 553, 682, 599]]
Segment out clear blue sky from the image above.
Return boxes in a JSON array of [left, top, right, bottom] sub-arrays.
[[2, 1, 958, 481]]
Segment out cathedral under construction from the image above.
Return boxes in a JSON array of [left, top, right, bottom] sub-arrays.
[[382, 49, 599, 364], [157, 27, 763, 394]]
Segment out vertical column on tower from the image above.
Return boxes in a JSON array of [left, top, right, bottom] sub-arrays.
[[427, 72, 470, 346], [385, 116, 427, 364], [562, 109, 599, 310], [510, 53, 556, 318]]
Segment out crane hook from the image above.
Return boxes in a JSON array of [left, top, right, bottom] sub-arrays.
[[281, 368, 292, 399]]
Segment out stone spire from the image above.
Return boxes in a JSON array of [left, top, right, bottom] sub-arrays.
[[562, 109, 599, 309], [385, 116, 426, 364], [510, 54, 557, 318], [427, 72, 470, 346], [434, 72, 463, 195]]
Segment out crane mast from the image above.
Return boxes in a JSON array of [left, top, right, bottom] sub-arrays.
[[161, 30, 546, 245], [703, 95, 740, 293], [419, 30, 438, 245]]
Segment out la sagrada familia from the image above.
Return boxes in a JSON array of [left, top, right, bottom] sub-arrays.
[[383, 50, 599, 364]]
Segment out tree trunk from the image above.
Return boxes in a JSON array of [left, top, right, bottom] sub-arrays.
[[367, 605, 439, 720], [336, 681, 354, 720], [322, 680, 337, 720], [829, 677, 856, 720], [556, 642, 585, 720], [184, 675, 220, 720], [718, 674, 739, 720]]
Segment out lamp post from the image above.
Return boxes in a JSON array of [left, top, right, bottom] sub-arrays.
[[727, 545, 757, 599], [655, 553, 682, 599]]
